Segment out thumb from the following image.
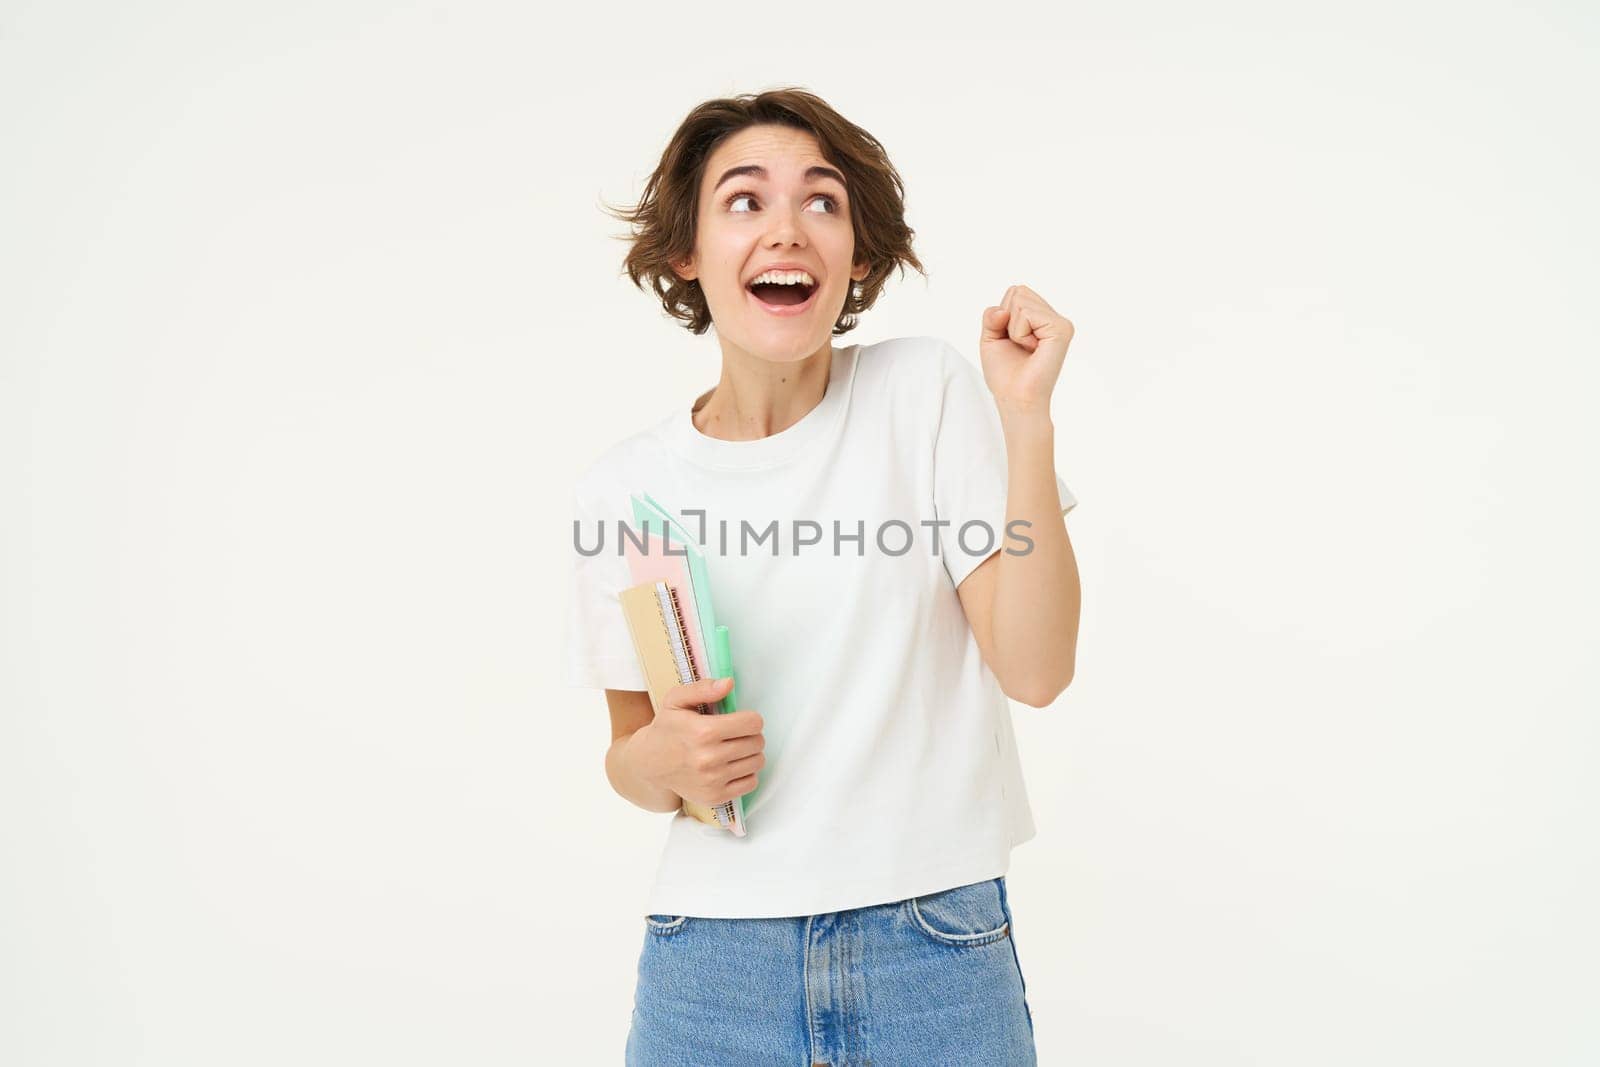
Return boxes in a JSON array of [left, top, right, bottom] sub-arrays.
[[981, 304, 1010, 341]]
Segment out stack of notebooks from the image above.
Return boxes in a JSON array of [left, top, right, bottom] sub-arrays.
[[617, 491, 749, 836]]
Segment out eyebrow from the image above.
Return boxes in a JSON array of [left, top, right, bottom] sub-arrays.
[[710, 164, 848, 195]]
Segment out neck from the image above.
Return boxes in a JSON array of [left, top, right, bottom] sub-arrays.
[[691, 338, 833, 442]]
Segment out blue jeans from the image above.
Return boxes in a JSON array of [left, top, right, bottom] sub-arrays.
[[626, 875, 1036, 1065]]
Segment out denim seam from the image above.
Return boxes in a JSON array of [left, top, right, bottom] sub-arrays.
[[803, 914, 818, 1064], [997, 878, 1035, 1037]]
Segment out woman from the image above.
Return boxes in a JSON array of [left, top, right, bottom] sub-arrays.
[[567, 87, 1081, 1065]]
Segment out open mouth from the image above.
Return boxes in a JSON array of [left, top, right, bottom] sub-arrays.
[[745, 272, 819, 316]]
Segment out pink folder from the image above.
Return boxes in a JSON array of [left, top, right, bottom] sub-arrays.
[[621, 528, 711, 684]]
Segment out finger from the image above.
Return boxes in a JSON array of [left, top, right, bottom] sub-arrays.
[[1038, 313, 1075, 347], [1013, 294, 1074, 346], [668, 675, 735, 710], [1006, 300, 1039, 350], [710, 708, 764, 740], [1003, 285, 1037, 346], [718, 732, 765, 758], [984, 285, 1020, 339], [721, 750, 765, 781], [1012, 284, 1054, 314]]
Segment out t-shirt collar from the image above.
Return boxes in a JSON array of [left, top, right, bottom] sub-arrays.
[[660, 344, 858, 471]]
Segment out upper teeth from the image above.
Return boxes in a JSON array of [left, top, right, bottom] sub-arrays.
[[751, 270, 814, 287]]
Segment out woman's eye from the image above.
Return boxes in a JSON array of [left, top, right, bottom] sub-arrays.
[[725, 193, 840, 214]]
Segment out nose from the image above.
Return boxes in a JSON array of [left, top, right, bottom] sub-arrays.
[[763, 199, 808, 248]]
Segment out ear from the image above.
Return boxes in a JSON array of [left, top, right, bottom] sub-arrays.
[[850, 260, 870, 283], [670, 256, 698, 284]]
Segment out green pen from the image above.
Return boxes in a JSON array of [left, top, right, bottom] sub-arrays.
[[711, 625, 738, 715]]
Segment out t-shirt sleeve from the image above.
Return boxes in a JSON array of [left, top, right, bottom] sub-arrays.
[[565, 482, 648, 691], [931, 340, 1078, 590]]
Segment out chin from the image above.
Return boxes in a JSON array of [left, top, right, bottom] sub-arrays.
[[735, 326, 831, 364], [711, 317, 838, 365]]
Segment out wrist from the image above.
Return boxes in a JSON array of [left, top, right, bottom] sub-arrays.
[[997, 403, 1055, 439]]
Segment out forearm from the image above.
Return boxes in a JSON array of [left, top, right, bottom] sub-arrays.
[[606, 726, 683, 813], [990, 407, 1081, 703]]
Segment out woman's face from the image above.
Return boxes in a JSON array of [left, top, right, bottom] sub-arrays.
[[675, 124, 869, 363]]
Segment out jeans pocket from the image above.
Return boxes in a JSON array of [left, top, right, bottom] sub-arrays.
[[907, 877, 1011, 947], [643, 914, 689, 936]]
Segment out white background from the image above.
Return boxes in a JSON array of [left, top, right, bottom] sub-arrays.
[[4, 2, 1596, 1064]]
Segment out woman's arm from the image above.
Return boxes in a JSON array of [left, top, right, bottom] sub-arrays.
[[604, 689, 682, 813], [956, 411, 1080, 706], [956, 284, 1082, 707]]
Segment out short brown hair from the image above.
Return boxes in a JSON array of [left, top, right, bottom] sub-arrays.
[[602, 87, 926, 336]]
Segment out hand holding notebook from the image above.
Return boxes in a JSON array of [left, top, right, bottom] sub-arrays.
[[620, 673, 764, 824], [616, 493, 754, 835]]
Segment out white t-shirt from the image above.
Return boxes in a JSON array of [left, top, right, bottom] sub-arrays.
[[565, 334, 1077, 918]]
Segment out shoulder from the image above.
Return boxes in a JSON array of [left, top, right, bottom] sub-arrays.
[[853, 334, 973, 395], [569, 418, 672, 516], [855, 333, 959, 372]]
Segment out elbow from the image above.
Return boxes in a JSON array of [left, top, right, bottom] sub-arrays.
[[1009, 683, 1065, 708], [1005, 666, 1075, 709]]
